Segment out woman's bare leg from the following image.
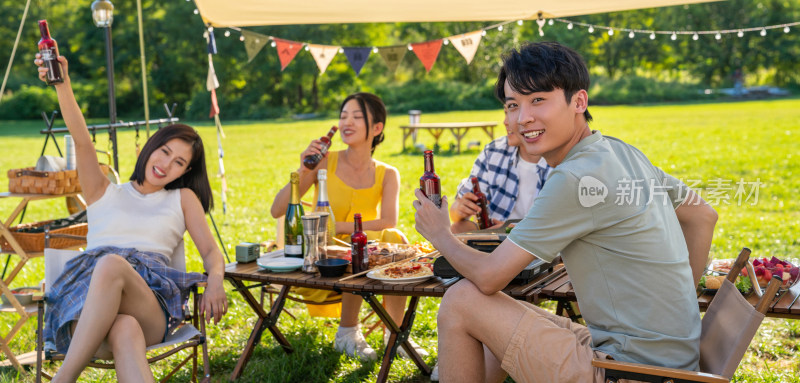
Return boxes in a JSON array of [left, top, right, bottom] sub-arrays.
[[383, 295, 406, 325], [107, 314, 156, 383], [340, 293, 362, 327], [52, 254, 166, 382]]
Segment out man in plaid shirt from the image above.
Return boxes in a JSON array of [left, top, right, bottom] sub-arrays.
[[450, 107, 551, 233]]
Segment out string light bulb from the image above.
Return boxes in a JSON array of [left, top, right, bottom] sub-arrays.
[[224, 30, 230, 37], [497, 25, 503, 31], [304, 45, 309, 51], [692, 33, 698, 41], [785, 26, 791, 33], [407, 44, 413, 50], [193, 9, 199, 14], [760, 28, 767, 36], [517, 20, 523, 26], [271, 40, 276, 47], [670, 32, 677, 40], [588, 25, 594, 33], [372, 47, 378, 53], [608, 29, 614, 36], [481, 30, 487, 36], [548, 19, 554, 26], [443, 38, 449, 45], [567, 23, 573, 30], [649, 32, 656, 40], [628, 31, 634, 38], [738, 30, 744, 37], [339, 47, 345, 53], [239, 35, 245, 41], [715, 32, 721, 40]]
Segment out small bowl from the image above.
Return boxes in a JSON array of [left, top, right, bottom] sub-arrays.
[[1, 286, 39, 306], [315, 258, 350, 278]]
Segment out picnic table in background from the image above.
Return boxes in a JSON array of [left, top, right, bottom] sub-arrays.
[[399, 121, 497, 153]]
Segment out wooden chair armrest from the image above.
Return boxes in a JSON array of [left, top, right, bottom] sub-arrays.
[[592, 358, 729, 383]]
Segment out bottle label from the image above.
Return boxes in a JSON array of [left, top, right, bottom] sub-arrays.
[[428, 193, 442, 208], [320, 146, 329, 156], [285, 244, 303, 256], [40, 48, 55, 61]]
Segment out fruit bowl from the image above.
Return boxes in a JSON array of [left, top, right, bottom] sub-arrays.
[[1, 286, 40, 306], [745, 256, 800, 291]]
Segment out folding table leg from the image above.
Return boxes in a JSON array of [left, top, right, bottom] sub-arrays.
[[359, 293, 431, 383], [227, 280, 293, 381]]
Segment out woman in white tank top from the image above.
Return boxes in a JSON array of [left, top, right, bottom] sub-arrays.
[[36, 53, 227, 382]]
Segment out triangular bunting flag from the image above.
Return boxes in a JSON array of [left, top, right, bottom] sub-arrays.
[[274, 38, 304, 71], [377, 45, 407, 73], [411, 40, 443, 73], [210, 88, 220, 118], [308, 44, 340, 74], [206, 54, 219, 91], [449, 30, 483, 64], [241, 30, 269, 63], [343, 47, 372, 76]]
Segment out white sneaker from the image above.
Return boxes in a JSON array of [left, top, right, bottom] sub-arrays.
[[430, 363, 439, 381], [384, 331, 430, 358], [334, 326, 377, 361]]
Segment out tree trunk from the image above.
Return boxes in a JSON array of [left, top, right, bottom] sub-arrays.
[[312, 73, 319, 111]]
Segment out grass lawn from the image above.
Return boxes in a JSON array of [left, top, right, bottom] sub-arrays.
[[0, 97, 798, 382]]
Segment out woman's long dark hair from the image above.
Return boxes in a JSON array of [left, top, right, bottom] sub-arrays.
[[129, 124, 213, 212], [339, 92, 386, 155]]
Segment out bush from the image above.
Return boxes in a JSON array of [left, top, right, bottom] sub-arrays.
[[375, 80, 498, 114], [0, 85, 59, 119], [589, 76, 713, 105]]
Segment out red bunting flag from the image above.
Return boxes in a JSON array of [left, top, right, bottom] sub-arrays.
[[273, 38, 304, 71], [210, 88, 220, 118], [411, 40, 443, 73]]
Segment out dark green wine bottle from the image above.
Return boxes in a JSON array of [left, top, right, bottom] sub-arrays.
[[284, 172, 305, 258]]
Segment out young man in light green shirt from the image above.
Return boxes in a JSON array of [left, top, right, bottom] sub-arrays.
[[413, 42, 718, 382]]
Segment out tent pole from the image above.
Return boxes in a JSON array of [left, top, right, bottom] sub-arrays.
[[136, 0, 151, 138], [0, 0, 32, 103]]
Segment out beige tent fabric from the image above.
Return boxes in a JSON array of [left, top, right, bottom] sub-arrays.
[[195, 0, 721, 27]]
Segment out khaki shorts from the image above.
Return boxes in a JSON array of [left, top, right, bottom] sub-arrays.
[[501, 301, 637, 383]]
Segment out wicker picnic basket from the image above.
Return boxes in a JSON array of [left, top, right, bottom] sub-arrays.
[[7, 164, 110, 195], [0, 221, 87, 253]]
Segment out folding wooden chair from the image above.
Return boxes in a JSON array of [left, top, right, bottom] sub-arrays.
[[593, 248, 783, 383], [35, 235, 210, 383]]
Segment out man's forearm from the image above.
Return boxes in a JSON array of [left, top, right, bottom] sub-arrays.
[[677, 197, 718, 285]]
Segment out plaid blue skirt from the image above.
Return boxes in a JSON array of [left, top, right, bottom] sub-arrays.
[[44, 246, 207, 354]]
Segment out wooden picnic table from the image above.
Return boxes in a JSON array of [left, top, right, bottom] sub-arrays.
[[535, 268, 800, 321], [399, 122, 497, 153], [224, 259, 564, 382]]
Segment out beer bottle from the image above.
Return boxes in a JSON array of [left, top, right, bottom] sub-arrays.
[[37, 20, 63, 85], [303, 126, 338, 169], [471, 177, 492, 229], [419, 150, 442, 207]]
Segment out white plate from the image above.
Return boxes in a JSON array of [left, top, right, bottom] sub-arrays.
[[257, 257, 303, 272], [366, 269, 434, 285]]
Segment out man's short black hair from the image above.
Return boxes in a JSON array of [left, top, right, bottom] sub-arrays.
[[494, 42, 593, 122]]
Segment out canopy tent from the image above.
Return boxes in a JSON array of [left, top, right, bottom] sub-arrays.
[[195, 0, 720, 27]]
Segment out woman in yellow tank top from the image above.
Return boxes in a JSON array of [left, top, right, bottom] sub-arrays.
[[271, 93, 423, 361]]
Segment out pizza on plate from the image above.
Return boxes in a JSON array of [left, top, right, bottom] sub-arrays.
[[375, 262, 434, 279]]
